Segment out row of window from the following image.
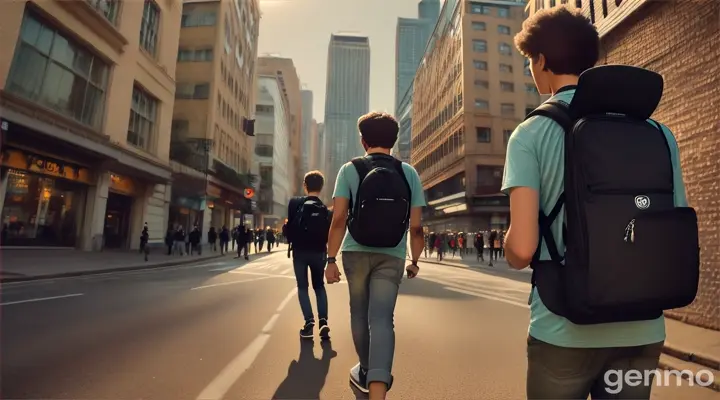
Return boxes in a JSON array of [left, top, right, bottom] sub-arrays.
[[475, 127, 513, 144], [471, 21, 511, 35], [177, 48, 213, 62], [176, 83, 209, 99], [472, 60, 515, 73], [415, 128, 465, 177], [213, 124, 245, 172], [181, 8, 216, 28], [221, 60, 250, 115], [8, 11, 160, 151], [473, 101, 537, 116], [477, 81, 540, 94], [472, 39, 513, 56], [469, 3, 510, 18]]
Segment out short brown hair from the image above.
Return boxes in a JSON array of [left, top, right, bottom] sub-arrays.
[[303, 170, 324, 192], [514, 7, 599, 76], [357, 111, 398, 149]]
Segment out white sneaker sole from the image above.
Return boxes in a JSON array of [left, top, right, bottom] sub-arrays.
[[349, 376, 369, 393]]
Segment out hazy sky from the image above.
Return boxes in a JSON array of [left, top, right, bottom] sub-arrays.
[[258, 0, 440, 122]]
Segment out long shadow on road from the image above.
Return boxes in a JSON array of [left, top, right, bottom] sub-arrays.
[[272, 338, 337, 399], [398, 276, 479, 300]]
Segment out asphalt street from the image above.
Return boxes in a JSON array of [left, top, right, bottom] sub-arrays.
[[2, 246, 718, 400]]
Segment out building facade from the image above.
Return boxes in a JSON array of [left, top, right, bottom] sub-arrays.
[[0, 0, 183, 251], [257, 57, 302, 196], [395, 85, 414, 163], [411, 0, 539, 233], [308, 119, 319, 171], [254, 76, 291, 230], [324, 34, 371, 195], [169, 0, 259, 236], [526, 0, 720, 330], [395, 0, 440, 113], [300, 89, 313, 175]]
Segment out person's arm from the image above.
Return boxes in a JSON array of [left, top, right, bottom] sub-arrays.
[[501, 125, 541, 269], [408, 168, 426, 263], [327, 166, 349, 259]]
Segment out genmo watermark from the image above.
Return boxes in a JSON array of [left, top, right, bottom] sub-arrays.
[[604, 369, 715, 394]]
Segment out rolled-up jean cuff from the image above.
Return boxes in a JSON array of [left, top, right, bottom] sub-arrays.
[[366, 369, 393, 387]]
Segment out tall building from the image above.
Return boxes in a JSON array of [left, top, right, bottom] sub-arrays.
[[170, 0, 260, 235], [324, 33, 371, 194], [257, 57, 302, 196], [0, 0, 182, 250], [526, 0, 720, 331], [308, 119, 319, 171], [254, 76, 292, 229], [300, 89, 313, 174], [317, 122, 326, 176], [411, 0, 539, 232], [395, 0, 440, 112]]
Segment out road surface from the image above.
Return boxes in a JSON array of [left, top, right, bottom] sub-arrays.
[[2, 248, 717, 399]]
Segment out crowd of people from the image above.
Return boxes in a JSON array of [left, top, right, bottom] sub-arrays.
[[424, 230, 506, 264]]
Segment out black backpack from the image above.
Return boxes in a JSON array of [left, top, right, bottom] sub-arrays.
[[290, 197, 329, 247], [526, 65, 699, 325], [347, 154, 411, 247]]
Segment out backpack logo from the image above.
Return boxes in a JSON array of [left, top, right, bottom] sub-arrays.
[[634, 195, 651, 210]]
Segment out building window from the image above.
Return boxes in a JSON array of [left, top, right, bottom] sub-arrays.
[[498, 25, 511, 35], [550, 0, 557, 6], [176, 83, 210, 99], [476, 166, 503, 195], [473, 39, 487, 53], [177, 48, 213, 62], [473, 60, 488, 70], [499, 63, 513, 73], [476, 127, 491, 142], [127, 86, 157, 150], [87, 0, 119, 24], [6, 12, 109, 129], [503, 129, 513, 145], [525, 83, 539, 94], [471, 21, 486, 31], [171, 119, 189, 136], [139, 0, 160, 56], [497, 7, 509, 18], [524, 58, 532, 76], [500, 82, 514, 92], [470, 4, 491, 14], [474, 79, 489, 88], [475, 99, 489, 109], [499, 42, 513, 56], [181, 10, 217, 27], [501, 103, 515, 116]]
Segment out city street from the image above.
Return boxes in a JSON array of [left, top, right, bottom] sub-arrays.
[[2, 249, 718, 400]]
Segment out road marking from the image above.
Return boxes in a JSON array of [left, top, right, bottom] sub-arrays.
[[190, 276, 271, 290], [445, 287, 529, 309], [197, 287, 297, 400], [1, 293, 85, 306], [229, 270, 295, 280]]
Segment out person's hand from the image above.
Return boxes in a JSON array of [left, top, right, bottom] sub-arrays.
[[325, 262, 342, 284], [406, 263, 419, 279]]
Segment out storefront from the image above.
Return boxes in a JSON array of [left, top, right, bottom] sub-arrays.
[[0, 147, 93, 247], [103, 173, 141, 249]]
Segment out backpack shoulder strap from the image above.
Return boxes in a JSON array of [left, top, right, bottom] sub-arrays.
[[525, 100, 572, 133], [391, 158, 412, 198], [350, 157, 373, 183]]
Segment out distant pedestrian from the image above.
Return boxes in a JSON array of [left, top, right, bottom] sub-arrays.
[[140, 223, 150, 262], [189, 225, 201, 255], [219, 226, 230, 255], [287, 171, 332, 340], [165, 228, 173, 255], [235, 225, 249, 260], [173, 226, 185, 256], [326, 111, 426, 398], [208, 227, 217, 252]]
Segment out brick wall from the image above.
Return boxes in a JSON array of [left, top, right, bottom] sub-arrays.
[[601, 1, 720, 330]]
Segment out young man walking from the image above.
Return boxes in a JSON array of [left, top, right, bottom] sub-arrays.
[[503, 7, 694, 399], [325, 111, 426, 400], [286, 171, 332, 340]]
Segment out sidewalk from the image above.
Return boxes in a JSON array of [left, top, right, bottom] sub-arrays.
[[423, 252, 720, 391], [1, 243, 287, 282]]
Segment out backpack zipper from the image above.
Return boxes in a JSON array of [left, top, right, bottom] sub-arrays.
[[623, 219, 635, 243]]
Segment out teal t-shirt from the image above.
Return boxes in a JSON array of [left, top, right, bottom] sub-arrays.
[[501, 89, 688, 348], [332, 158, 426, 260]]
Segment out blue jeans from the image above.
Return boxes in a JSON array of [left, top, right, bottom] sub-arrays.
[[292, 251, 328, 322], [342, 251, 404, 388]]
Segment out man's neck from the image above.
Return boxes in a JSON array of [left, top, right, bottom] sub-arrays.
[[306, 192, 321, 197], [549, 74, 580, 95], [365, 147, 391, 155]]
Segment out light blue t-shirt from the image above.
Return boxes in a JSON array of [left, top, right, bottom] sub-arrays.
[[501, 89, 688, 348], [332, 159, 426, 260]]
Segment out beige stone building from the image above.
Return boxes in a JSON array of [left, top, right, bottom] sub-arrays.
[[411, 0, 540, 232], [169, 0, 259, 233], [0, 0, 182, 250], [257, 57, 303, 197], [525, 0, 720, 330]]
